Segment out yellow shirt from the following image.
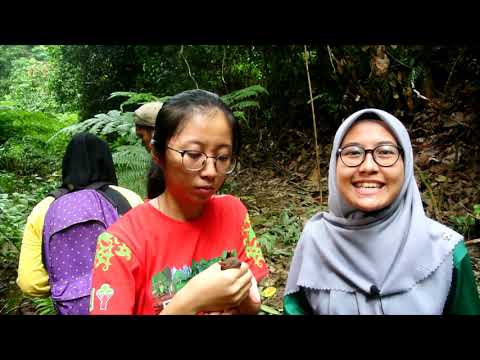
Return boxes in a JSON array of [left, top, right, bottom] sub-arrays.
[[16, 185, 144, 297]]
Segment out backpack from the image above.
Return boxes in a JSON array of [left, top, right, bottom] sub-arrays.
[[42, 183, 131, 315]]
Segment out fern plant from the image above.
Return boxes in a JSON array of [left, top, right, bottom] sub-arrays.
[[49, 110, 147, 197], [49, 85, 268, 199], [408, 64, 425, 86], [108, 92, 170, 111], [108, 84, 269, 127], [49, 110, 136, 142], [29, 296, 57, 315], [220, 84, 268, 127], [112, 144, 150, 198]]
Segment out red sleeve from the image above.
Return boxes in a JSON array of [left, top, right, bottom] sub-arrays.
[[237, 212, 269, 282], [89, 232, 139, 315]]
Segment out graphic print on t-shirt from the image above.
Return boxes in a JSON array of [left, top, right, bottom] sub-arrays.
[[150, 249, 238, 314], [94, 232, 132, 271], [242, 214, 266, 268], [96, 283, 115, 310]]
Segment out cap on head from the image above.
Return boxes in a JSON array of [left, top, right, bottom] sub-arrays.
[[134, 101, 164, 127]]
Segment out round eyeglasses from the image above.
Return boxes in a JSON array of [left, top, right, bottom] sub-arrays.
[[337, 144, 403, 167], [167, 146, 237, 174]]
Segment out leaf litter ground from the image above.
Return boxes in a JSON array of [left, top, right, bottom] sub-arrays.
[[2, 115, 480, 314]]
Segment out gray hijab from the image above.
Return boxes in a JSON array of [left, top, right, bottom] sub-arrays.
[[285, 109, 462, 310]]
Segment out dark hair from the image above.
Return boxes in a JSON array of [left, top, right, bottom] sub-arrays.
[[135, 124, 155, 131], [62, 132, 118, 190], [146, 160, 165, 199], [355, 111, 402, 146], [357, 112, 382, 121], [147, 89, 240, 198]]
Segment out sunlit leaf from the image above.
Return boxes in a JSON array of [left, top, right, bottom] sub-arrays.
[[261, 286, 277, 298]]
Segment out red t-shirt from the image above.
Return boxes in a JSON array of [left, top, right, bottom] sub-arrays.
[[89, 195, 269, 315]]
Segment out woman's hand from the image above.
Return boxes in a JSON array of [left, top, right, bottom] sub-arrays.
[[160, 261, 252, 315], [230, 272, 261, 315], [202, 271, 261, 315]]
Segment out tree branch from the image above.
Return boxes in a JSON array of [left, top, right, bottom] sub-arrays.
[[179, 45, 199, 89], [303, 45, 323, 204]]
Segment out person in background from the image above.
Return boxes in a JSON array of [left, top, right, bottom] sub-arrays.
[[90, 89, 269, 315], [284, 109, 480, 315], [134, 101, 163, 151], [17, 133, 143, 314], [134, 101, 165, 199]]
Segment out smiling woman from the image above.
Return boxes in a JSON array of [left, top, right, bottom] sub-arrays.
[[336, 119, 404, 213], [283, 109, 480, 315], [89, 89, 268, 315]]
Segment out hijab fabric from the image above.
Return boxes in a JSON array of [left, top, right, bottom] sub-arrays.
[[285, 109, 462, 313], [61, 132, 117, 191]]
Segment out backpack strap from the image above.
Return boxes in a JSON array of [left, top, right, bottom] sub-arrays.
[[49, 182, 131, 215], [47, 181, 110, 199], [96, 185, 132, 216], [48, 188, 70, 199]]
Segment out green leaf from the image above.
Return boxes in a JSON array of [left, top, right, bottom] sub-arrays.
[[260, 304, 282, 315], [107, 91, 139, 100], [473, 204, 480, 218], [307, 93, 327, 104]]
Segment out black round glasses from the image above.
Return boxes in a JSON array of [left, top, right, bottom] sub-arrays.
[[167, 146, 237, 174], [337, 144, 403, 167]]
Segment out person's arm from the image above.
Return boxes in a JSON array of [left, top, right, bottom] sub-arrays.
[[16, 197, 54, 297], [443, 241, 480, 315], [90, 232, 138, 314]]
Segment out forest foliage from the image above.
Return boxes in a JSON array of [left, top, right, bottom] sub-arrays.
[[1, 44, 479, 243], [1, 44, 480, 314]]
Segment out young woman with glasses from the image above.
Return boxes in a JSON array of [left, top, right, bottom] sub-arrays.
[[283, 109, 480, 315], [90, 89, 268, 315]]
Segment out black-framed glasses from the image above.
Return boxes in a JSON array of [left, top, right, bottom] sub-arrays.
[[167, 146, 237, 174], [337, 144, 403, 167]]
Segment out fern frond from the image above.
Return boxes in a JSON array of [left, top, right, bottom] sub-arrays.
[[49, 111, 135, 142], [221, 85, 268, 106], [233, 111, 249, 127], [108, 91, 142, 99], [108, 91, 171, 111], [220, 85, 267, 128], [113, 144, 151, 198], [230, 100, 260, 110], [113, 145, 150, 170], [409, 65, 425, 84]]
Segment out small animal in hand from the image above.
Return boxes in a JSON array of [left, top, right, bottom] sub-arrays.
[[219, 252, 241, 270]]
